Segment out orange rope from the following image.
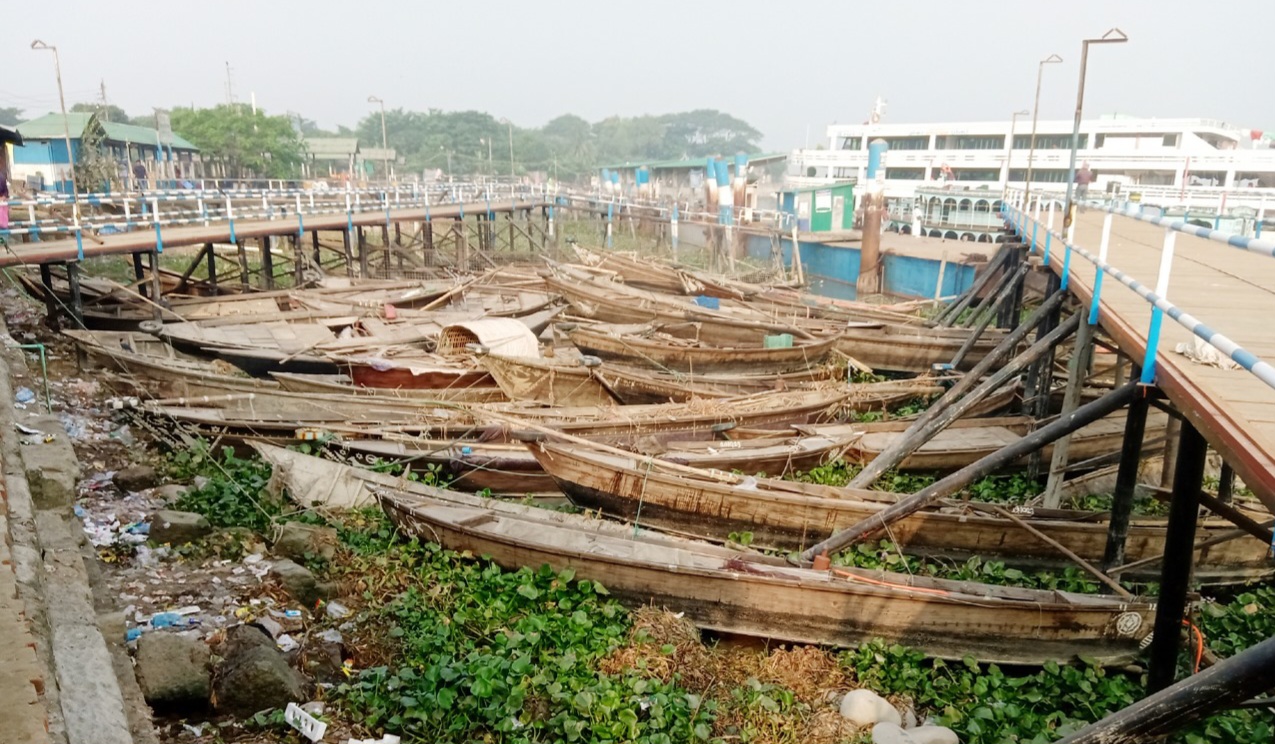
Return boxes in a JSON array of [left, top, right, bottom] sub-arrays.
[[1182, 619, 1205, 674]]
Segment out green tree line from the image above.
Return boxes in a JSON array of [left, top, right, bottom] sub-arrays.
[[25, 101, 762, 181]]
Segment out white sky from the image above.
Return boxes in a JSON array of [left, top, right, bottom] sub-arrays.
[[4, 0, 1272, 149]]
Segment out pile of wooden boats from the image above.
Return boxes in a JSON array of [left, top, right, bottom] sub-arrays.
[[50, 251, 1273, 664]]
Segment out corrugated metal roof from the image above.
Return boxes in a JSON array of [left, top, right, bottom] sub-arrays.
[[304, 138, 360, 159], [16, 112, 197, 150], [0, 125, 21, 145], [360, 147, 397, 160]]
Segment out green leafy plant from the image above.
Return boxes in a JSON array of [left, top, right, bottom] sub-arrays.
[[171, 444, 282, 533]]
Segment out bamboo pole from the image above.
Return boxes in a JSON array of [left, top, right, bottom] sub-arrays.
[[848, 301, 1075, 490]]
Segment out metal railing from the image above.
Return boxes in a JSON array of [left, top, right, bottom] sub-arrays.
[[1002, 189, 1275, 392]]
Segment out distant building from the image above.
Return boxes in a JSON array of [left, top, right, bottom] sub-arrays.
[[358, 147, 398, 179], [789, 115, 1275, 200], [13, 112, 199, 193]]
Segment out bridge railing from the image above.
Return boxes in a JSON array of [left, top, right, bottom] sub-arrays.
[[1002, 188, 1275, 393], [0, 181, 554, 241]]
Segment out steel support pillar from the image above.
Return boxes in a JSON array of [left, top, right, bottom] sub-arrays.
[[1147, 420, 1207, 694]]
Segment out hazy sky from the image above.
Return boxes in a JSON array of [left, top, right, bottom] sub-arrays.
[[5, 0, 1272, 149]]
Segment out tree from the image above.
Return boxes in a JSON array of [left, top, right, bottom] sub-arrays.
[[70, 102, 131, 123], [659, 110, 762, 159], [170, 105, 303, 178], [0, 107, 24, 126]]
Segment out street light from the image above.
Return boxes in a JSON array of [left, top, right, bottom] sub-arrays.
[[480, 138, 492, 176], [498, 118, 514, 180], [31, 39, 79, 227], [1063, 28, 1128, 234], [1005, 109, 1030, 199], [367, 95, 389, 181], [1023, 53, 1063, 205]]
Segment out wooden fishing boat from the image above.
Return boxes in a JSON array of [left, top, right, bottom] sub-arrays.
[[569, 249, 705, 296], [786, 411, 1167, 471], [480, 352, 926, 408], [139, 387, 863, 452], [565, 323, 838, 373], [269, 372, 508, 403], [323, 432, 853, 493], [254, 443, 1156, 664], [63, 329, 282, 399], [835, 323, 1004, 373], [528, 441, 1273, 584]]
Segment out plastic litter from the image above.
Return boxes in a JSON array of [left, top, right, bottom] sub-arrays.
[[150, 612, 182, 628], [14, 423, 40, 435], [14, 387, 34, 404], [347, 736, 400, 744], [276, 633, 300, 652], [126, 627, 143, 642], [325, 601, 351, 619], [319, 628, 343, 645], [284, 702, 328, 742]]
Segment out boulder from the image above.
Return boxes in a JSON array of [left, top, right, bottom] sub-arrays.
[[148, 510, 212, 546], [115, 465, 160, 492], [213, 626, 309, 715], [271, 559, 329, 606], [273, 521, 339, 562], [134, 632, 211, 708], [840, 688, 902, 726], [909, 726, 960, 744]]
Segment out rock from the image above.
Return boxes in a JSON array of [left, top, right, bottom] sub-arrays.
[[115, 465, 160, 492], [273, 522, 339, 562], [148, 510, 212, 546], [840, 688, 902, 726], [271, 559, 329, 606], [872, 722, 912, 744], [21, 415, 78, 507], [909, 726, 959, 744], [213, 626, 309, 715], [154, 484, 189, 502], [902, 706, 919, 729], [134, 632, 211, 708]]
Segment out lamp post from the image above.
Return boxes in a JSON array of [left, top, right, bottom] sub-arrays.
[[499, 118, 514, 180], [367, 95, 389, 181], [480, 138, 492, 177], [1005, 109, 1029, 199], [1024, 53, 1063, 206], [439, 146, 452, 182], [1063, 28, 1128, 234], [30, 40, 79, 227]]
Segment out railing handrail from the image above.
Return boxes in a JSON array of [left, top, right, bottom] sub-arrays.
[[1002, 187, 1275, 393]]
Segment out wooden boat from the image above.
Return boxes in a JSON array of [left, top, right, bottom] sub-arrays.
[[256, 443, 1156, 664], [548, 272, 1006, 373], [565, 323, 838, 373], [569, 249, 705, 296], [322, 432, 854, 493], [785, 411, 1167, 471], [63, 329, 283, 398], [480, 352, 926, 408], [528, 441, 1274, 584], [269, 372, 507, 403], [139, 387, 864, 452]]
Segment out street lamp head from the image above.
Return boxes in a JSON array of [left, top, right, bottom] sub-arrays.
[[31, 39, 52, 51], [1041, 53, 1063, 65], [367, 95, 382, 104], [1013, 109, 1030, 116], [1090, 27, 1129, 44]]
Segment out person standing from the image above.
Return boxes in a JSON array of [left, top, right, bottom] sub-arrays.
[[132, 161, 148, 191], [1076, 162, 1094, 201]]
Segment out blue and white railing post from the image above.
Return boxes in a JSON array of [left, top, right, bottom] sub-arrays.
[[226, 195, 237, 244], [1258, 199, 1266, 239], [344, 190, 353, 241], [1140, 228, 1178, 384], [606, 199, 614, 249], [670, 203, 679, 256], [1088, 212, 1114, 325]]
